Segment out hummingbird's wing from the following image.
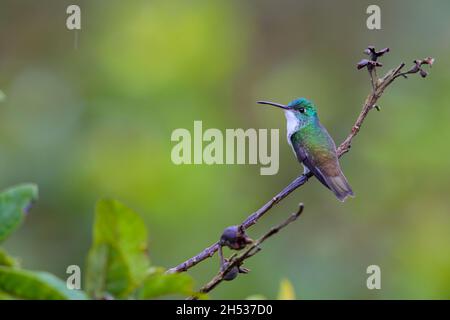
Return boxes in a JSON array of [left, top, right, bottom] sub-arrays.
[[290, 126, 354, 201], [292, 142, 332, 191]]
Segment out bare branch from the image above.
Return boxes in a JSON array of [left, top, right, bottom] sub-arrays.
[[165, 173, 311, 274], [188, 203, 304, 299]]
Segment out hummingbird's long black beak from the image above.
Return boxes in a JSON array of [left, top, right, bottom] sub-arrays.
[[257, 101, 290, 110]]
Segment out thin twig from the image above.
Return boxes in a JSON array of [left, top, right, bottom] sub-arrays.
[[167, 47, 433, 276], [188, 203, 304, 299]]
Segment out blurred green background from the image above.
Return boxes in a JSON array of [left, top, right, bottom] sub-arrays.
[[1, 0, 449, 299]]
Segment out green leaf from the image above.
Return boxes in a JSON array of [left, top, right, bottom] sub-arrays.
[[277, 278, 296, 300], [136, 267, 195, 299], [0, 266, 87, 300], [0, 248, 19, 267], [0, 183, 38, 243], [86, 199, 150, 299]]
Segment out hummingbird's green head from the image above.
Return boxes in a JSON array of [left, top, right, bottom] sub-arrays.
[[287, 98, 317, 118]]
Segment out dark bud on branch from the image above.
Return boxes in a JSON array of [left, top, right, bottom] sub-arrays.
[[220, 225, 252, 250], [401, 57, 435, 78], [358, 46, 389, 71], [411, 57, 435, 78], [421, 57, 435, 66], [357, 59, 370, 70], [420, 69, 428, 78], [221, 259, 249, 281], [222, 262, 239, 281], [364, 46, 390, 61], [357, 59, 383, 70]]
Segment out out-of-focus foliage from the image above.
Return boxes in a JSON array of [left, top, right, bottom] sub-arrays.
[[0, 184, 37, 242], [1, 0, 450, 299], [0, 267, 87, 300], [136, 267, 197, 299], [86, 199, 151, 298], [85, 199, 198, 300], [278, 278, 296, 300], [0, 248, 19, 268], [0, 185, 197, 299], [0, 184, 86, 300], [246, 294, 267, 300], [246, 278, 297, 300]]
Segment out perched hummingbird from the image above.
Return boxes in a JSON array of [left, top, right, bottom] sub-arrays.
[[258, 98, 354, 202]]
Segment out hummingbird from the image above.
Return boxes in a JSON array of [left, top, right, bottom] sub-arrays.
[[258, 98, 354, 202]]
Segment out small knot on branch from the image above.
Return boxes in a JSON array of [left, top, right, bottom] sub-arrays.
[[220, 225, 253, 250]]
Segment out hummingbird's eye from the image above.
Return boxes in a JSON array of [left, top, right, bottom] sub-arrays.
[[299, 107, 305, 113]]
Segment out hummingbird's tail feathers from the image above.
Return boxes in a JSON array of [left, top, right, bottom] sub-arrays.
[[325, 174, 354, 202]]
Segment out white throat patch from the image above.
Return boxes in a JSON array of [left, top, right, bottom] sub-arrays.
[[285, 110, 300, 149], [285, 110, 299, 137]]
